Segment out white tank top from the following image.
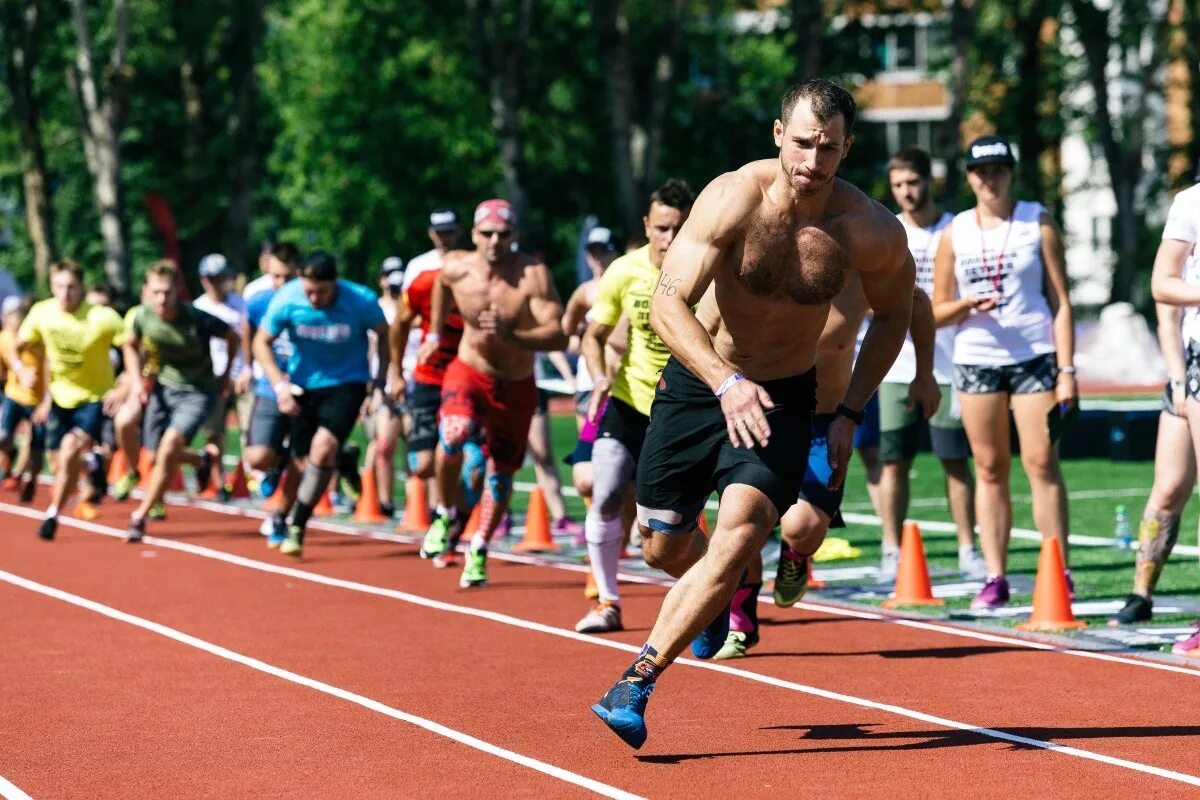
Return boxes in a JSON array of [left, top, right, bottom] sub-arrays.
[[1163, 184, 1200, 344], [884, 211, 955, 384], [574, 310, 595, 393], [950, 200, 1055, 366]]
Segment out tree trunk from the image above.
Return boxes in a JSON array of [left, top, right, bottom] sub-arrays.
[[1183, 0, 1200, 179], [789, 0, 823, 79], [467, 0, 532, 231], [1012, 0, 1049, 202], [640, 0, 685, 197], [67, 0, 131, 300], [943, 0, 976, 206], [222, 0, 265, 277], [592, 0, 640, 237], [0, 0, 56, 284]]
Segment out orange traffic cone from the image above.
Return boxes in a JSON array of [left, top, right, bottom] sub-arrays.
[[882, 521, 945, 608], [227, 461, 251, 499], [400, 476, 431, 531], [198, 464, 222, 499], [107, 449, 129, 485], [584, 569, 599, 600], [1017, 537, 1086, 631], [136, 449, 154, 489], [807, 556, 827, 590], [462, 502, 482, 537], [74, 499, 100, 521], [697, 510, 711, 535], [313, 488, 334, 517], [514, 486, 559, 553], [263, 478, 286, 512], [353, 467, 388, 523]]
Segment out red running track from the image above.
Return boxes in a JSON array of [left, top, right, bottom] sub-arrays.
[[1, 489, 1199, 799]]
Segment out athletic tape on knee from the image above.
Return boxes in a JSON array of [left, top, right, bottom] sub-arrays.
[[486, 472, 513, 503], [1134, 510, 1181, 594], [460, 440, 486, 505], [298, 464, 335, 506], [406, 450, 420, 473], [373, 436, 396, 465], [438, 415, 473, 456], [636, 501, 704, 535]]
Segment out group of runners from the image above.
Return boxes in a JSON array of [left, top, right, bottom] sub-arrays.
[[5, 76, 1200, 748]]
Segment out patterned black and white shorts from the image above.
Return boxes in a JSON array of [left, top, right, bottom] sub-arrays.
[[954, 352, 1058, 396], [1185, 340, 1200, 401]]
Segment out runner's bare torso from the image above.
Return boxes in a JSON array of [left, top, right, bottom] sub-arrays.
[[665, 159, 912, 386], [438, 249, 564, 381]]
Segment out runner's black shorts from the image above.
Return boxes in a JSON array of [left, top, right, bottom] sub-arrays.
[[406, 380, 441, 453], [290, 382, 368, 457], [597, 396, 649, 462], [635, 357, 816, 527]]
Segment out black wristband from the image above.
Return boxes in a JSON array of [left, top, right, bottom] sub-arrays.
[[835, 403, 865, 425]]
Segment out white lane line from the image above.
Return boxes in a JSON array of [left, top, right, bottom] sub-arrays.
[[151, 497, 1200, 678], [7, 509, 1200, 786], [0, 776, 34, 800], [0, 569, 642, 800]]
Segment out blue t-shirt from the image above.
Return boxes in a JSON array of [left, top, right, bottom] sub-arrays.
[[246, 289, 292, 399], [261, 278, 386, 390]]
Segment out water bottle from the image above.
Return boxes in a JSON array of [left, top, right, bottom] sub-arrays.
[[1114, 505, 1133, 550]]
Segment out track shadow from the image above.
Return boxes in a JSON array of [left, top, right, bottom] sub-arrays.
[[759, 616, 851, 628], [638, 723, 1200, 763], [748, 644, 1027, 659]]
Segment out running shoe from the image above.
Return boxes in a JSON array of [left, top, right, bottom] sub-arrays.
[[37, 516, 57, 541], [379, 502, 395, 519], [88, 454, 108, 503], [1, 476, 18, 491], [878, 547, 900, 584], [266, 517, 288, 549], [112, 470, 140, 501], [460, 548, 489, 588], [258, 466, 282, 499], [148, 502, 167, 521], [553, 516, 584, 539], [18, 474, 36, 504], [1171, 625, 1200, 658], [1065, 569, 1076, 601], [279, 525, 304, 557], [713, 629, 760, 660], [970, 575, 1010, 610], [592, 679, 654, 749], [958, 547, 988, 581], [495, 512, 511, 539], [421, 514, 453, 559], [126, 517, 146, 543], [1109, 594, 1152, 626], [336, 444, 362, 503], [690, 602, 731, 659], [773, 545, 808, 608], [432, 550, 460, 569], [194, 446, 215, 495], [575, 600, 623, 633]]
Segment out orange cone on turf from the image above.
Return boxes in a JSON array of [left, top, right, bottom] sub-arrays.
[[514, 486, 559, 553], [263, 479, 286, 512], [882, 521, 945, 608], [400, 476, 430, 531], [313, 489, 334, 517], [198, 464, 222, 499], [1017, 537, 1086, 631], [74, 499, 100, 521], [807, 556, 827, 590], [136, 449, 154, 489], [353, 467, 387, 523], [228, 461, 250, 499], [697, 511, 711, 535], [462, 503, 482, 537], [107, 449, 129, 485]]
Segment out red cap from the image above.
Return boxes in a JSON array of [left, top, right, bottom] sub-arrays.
[[473, 199, 517, 229]]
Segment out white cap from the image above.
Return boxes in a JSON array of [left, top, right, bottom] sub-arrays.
[[198, 253, 229, 278], [386, 271, 404, 289], [1, 295, 22, 317], [586, 226, 615, 251], [382, 256, 404, 274]]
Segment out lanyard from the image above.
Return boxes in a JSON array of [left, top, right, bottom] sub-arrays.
[[976, 206, 1014, 295]]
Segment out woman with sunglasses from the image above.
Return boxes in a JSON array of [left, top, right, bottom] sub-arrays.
[[932, 135, 1077, 611]]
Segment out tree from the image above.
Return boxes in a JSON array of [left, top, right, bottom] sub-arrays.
[[0, 0, 56, 284], [221, 0, 265, 277], [789, 0, 823, 79], [66, 0, 131, 299], [943, 0, 977, 205]]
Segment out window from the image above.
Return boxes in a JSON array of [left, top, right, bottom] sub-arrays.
[[894, 25, 917, 69]]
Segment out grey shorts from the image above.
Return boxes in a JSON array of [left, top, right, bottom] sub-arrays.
[[144, 383, 217, 450], [246, 394, 289, 454], [1185, 341, 1200, 401], [954, 353, 1057, 396], [575, 390, 593, 419], [203, 393, 233, 438]]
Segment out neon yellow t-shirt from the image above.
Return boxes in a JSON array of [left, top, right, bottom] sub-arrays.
[[0, 328, 43, 407], [19, 299, 125, 408], [589, 245, 671, 416]]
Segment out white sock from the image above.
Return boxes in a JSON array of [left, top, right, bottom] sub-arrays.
[[470, 532, 486, 552], [45, 504, 58, 519], [436, 504, 457, 522], [586, 514, 623, 603]]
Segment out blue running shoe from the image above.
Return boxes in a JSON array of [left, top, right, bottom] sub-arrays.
[[690, 601, 732, 659], [259, 467, 282, 499], [266, 516, 288, 548], [591, 679, 655, 749]]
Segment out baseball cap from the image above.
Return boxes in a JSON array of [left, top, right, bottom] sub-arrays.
[[429, 208, 460, 231], [382, 256, 404, 274], [586, 226, 616, 252], [1, 295, 22, 317], [386, 271, 405, 289], [964, 136, 1016, 169], [198, 253, 230, 278], [474, 199, 517, 229]]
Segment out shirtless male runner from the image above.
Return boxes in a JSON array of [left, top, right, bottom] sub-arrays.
[[418, 199, 568, 588], [591, 78, 915, 748]]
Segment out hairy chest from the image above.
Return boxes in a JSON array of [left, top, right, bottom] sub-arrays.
[[453, 270, 530, 325], [737, 218, 848, 305]]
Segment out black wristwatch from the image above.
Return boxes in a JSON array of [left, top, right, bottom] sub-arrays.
[[835, 403, 865, 425]]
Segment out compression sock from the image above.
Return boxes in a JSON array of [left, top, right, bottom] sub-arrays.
[[1133, 509, 1181, 597], [620, 644, 669, 684], [291, 464, 335, 531], [729, 582, 762, 634], [585, 514, 624, 604]]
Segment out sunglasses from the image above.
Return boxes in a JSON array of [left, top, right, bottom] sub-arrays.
[[477, 228, 514, 240]]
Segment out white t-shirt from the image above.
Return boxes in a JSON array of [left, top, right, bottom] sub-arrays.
[[368, 297, 398, 378], [1164, 184, 1200, 345], [884, 211, 955, 384], [193, 292, 247, 377], [400, 248, 445, 378], [242, 273, 274, 302], [950, 201, 1055, 367]]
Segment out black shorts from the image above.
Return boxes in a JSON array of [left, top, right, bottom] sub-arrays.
[[597, 397, 649, 462], [1185, 341, 1200, 401], [290, 382, 367, 458], [407, 380, 441, 453], [954, 353, 1057, 395], [0, 396, 46, 451], [47, 400, 104, 451], [247, 394, 290, 454], [636, 358, 816, 526]]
